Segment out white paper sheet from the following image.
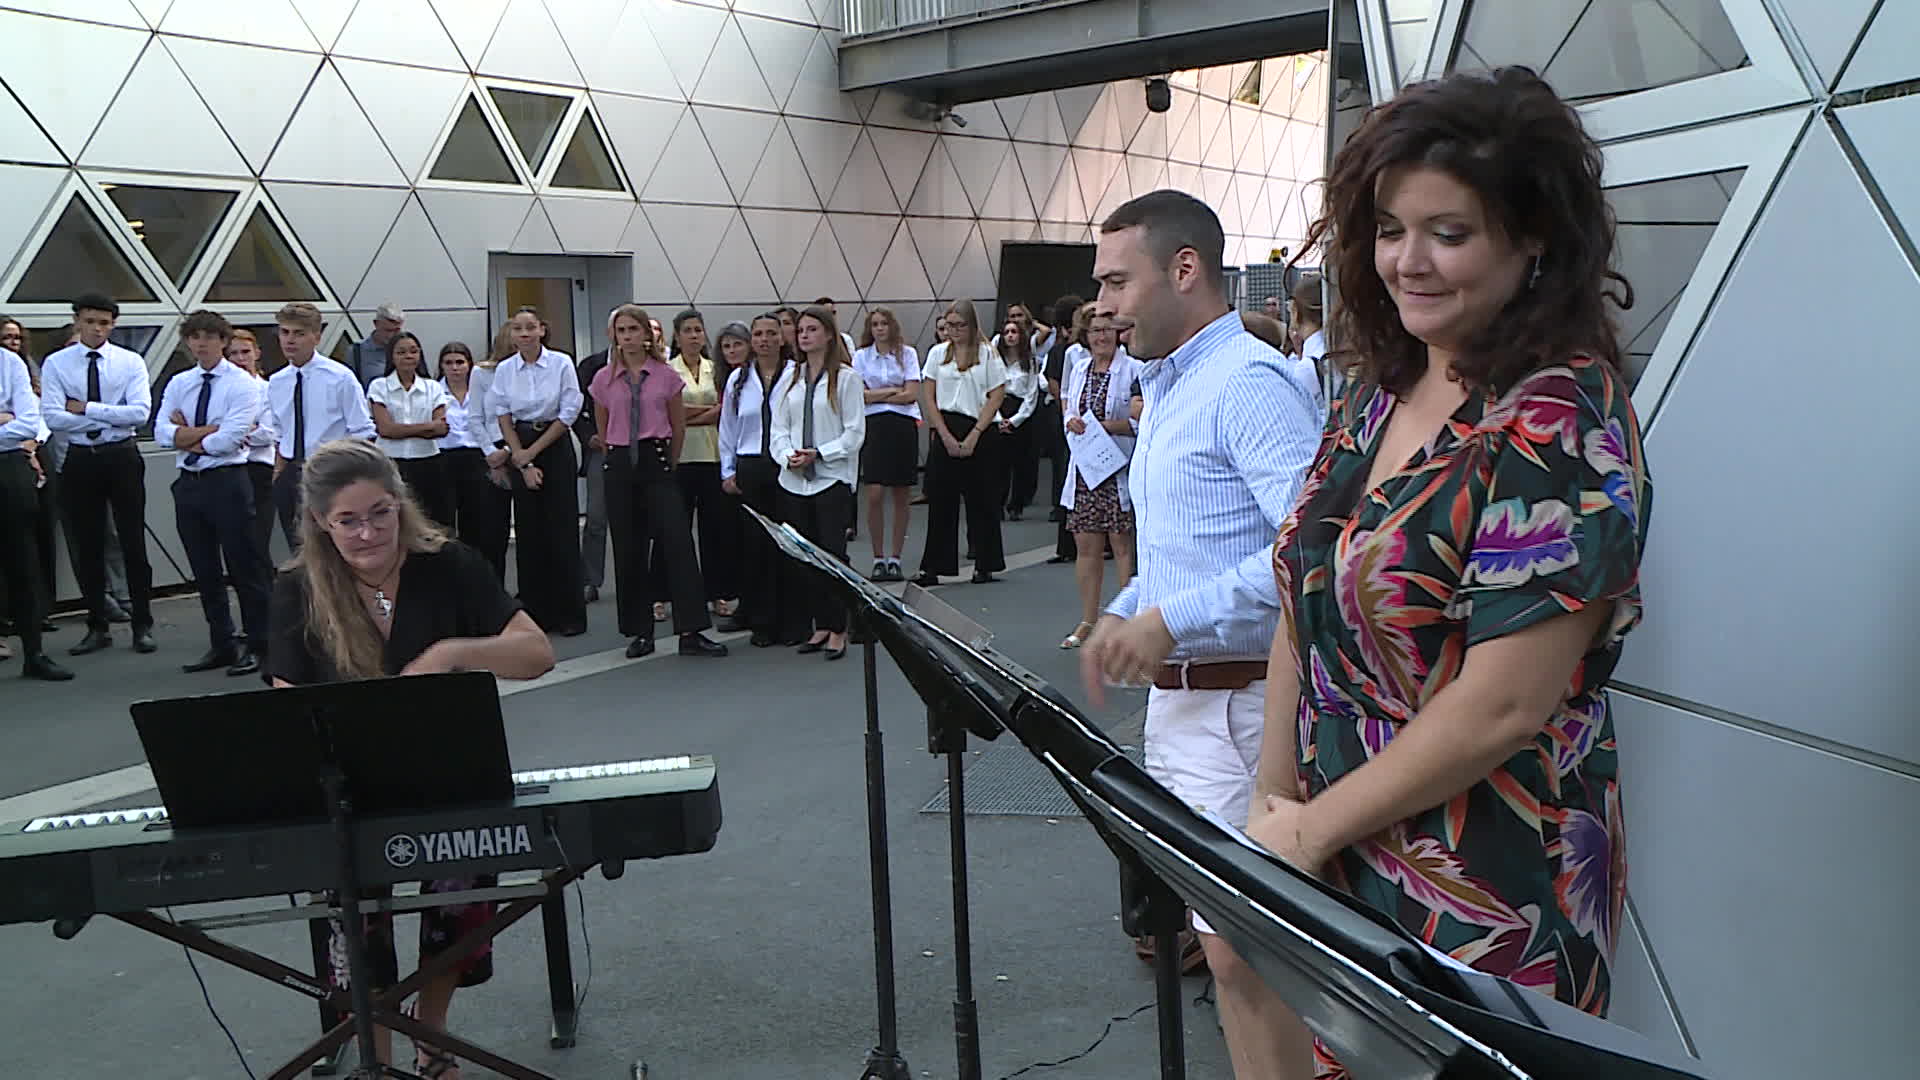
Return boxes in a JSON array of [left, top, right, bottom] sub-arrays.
[[1067, 409, 1126, 490]]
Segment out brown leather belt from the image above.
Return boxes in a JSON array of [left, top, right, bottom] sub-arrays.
[[1153, 660, 1267, 691]]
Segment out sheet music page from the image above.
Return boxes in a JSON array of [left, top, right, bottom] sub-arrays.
[[1067, 410, 1126, 489]]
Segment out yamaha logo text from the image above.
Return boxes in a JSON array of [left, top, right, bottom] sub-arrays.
[[385, 824, 534, 868]]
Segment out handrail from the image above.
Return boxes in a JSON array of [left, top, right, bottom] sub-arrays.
[[842, 0, 1059, 39]]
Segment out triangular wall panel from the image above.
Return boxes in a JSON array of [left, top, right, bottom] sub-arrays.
[[355, 195, 473, 309], [742, 208, 820, 300], [1839, 1, 1920, 93], [640, 109, 734, 206], [580, 7, 682, 101], [785, 215, 861, 304], [693, 105, 780, 202], [906, 140, 974, 218], [905, 218, 972, 297], [642, 202, 734, 299], [868, 220, 931, 301], [164, 38, 320, 173], [333, 0, 466, 72], [1014, 93, 1068, 144], [647, 0, 730, 99], [511, 201, 562, 251], [417, 188, 536, 300], [290, 0, 357, 51], [266, 62, 408, 186], [784, 32, 861, 123], [785, 117, 861, 205], [7, 0, 146, 28], [83, 42, 250, 177], [1837, 95, 1920, 236], [0, 165, 70, 285], [947, 135, 1007, 215], [591, 94, 684, 196], [0, 11, 149, 160], [1054, 85, 1102, 144], [1018, 143, 1070, 216], [539, 196, 636, 253], [827, 131, 900, 214], [691, 16, 779, 112], [744, 120, 824, 210], [737, 12, 817, 112], [869, 127, 937, 210], [944, 225, 995, 299], [160, 0, 319, 52], [615, 209, 688, 303], [429, 0, 510, 68], [335, 59, 469, 182], [697, 210, 778, 304], [733, 0, 816, 23], [478, 0, 584, 85], [265, 182, 411, 302], [0, 83, 64, 167], [826, 214, 899, 298], [976, 152, 1036, 221]]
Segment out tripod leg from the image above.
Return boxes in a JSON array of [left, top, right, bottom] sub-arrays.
[[541, 884, 578, 1049], [859, 639, 912, 1080], [1152, 923, 1186, 1080], [946, 748, 982, 1080]]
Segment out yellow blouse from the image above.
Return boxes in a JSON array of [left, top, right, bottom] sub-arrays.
[[671, 353, 720, 463]]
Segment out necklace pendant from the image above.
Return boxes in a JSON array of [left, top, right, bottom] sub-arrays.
[[374, 589, 393, 620]]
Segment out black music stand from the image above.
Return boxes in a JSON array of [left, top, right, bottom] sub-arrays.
[[131, 673, 564, 1080], [755, 516, 1725, 1080]]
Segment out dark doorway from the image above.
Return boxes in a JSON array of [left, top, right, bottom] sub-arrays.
[[995, 242, 1096, 325]]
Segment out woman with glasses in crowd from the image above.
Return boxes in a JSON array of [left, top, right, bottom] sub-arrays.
[[267, 438, 552, 1080], [1057, 312, 1142, 649], [912, 301, 1007, 587]]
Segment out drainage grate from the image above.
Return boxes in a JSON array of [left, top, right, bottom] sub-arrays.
[[920, 738, 1146, 817]]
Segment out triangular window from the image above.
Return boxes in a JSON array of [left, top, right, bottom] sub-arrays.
[[1233, 64, 1262, 105], [549, 112, 624, 191], [9, 193, 158, 304], [429, 97, 520, 185], [102, 184, 237, 289], [487, 87, 571, 171], [1608, 168, 1746, 386], [205, 205, 322, 303]]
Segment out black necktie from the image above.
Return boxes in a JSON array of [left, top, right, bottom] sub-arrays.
[[184, 371, 214, 467], [758, 370, 772, 459], [625, 368, 649, 466], [801, 366, 821, 482], [292, 369, 306, 462], [85, 350, 101, 439]]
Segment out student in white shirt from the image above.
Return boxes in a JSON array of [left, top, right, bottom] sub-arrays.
[[769, 305, 866, 660], [911, 300, 1006, 588], [718, 315, 792, 647], [492, 308, 587, 636], [0, 343, 69, 679], [849, 306, 919, 582], [39, 292, 157, 655], [224, 330, 281, 568], [993, 318, 1043, 521], [268, 302, 376, 551], [435, 341, 508, 579], [155, 310, 271, 677], [367, 332, 452, 528]]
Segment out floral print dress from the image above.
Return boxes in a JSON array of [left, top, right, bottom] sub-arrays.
[[1272, 356, 1650, 1073]]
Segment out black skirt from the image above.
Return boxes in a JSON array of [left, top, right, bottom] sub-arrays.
[[860, 411, 919, 488]]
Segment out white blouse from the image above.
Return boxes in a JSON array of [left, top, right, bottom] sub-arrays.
[[438, 379, 481, 451], [920, 342, 1006, 417], [368, 372, 451, 460], [768, 362, 867, 496]]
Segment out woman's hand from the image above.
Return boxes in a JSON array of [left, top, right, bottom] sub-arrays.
[[400, 640, 464, 675], [721, 475, 741, 495], [489, 466, 510, 488], [939, 430, 962, 456], [486, 448, 510, 469], [590, 434, 606, 452], [522, 464, 544, 490], [786, 448, 818, 470], [1245, 793, 1330, 877], [510, 447, 536, 469], [996, 419, 1013, 434], [1065, 416, 1087, 435]]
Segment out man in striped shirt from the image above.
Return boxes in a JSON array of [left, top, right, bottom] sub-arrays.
[[1082, 190, 1323, 1079]]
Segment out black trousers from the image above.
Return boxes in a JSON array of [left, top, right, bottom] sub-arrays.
[[1039, 398, 1070, 508], [245, 462, 274, 569], [0, 451, 46, 654], [394, 454, 452, 531], [1000, 397, 1039, 512], [173, 466, 270, 651], [442, 447, 509, 582], [606, 443, 710, 637], [920, 411, 1004, 576], [60, 441, 153, 632], [649, 460, 731, 602], [732, 456, 785, 634], [273, 458, 304, 551], [509, 427, 585, 633], [780, 481, 852, 635]]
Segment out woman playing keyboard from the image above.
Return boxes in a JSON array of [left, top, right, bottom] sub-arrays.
[[266, 438, 553, 1079]]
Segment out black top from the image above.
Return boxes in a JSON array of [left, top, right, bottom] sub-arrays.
[[267, 541, 522, 685], [573, 349, 609, 443], [1043, 337, 1072, 402]]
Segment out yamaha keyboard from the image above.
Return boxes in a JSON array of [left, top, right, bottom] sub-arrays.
[[0, 754, 721, 925]]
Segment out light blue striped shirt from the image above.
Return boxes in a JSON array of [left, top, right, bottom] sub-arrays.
[[1106, 310, 1324, 660]]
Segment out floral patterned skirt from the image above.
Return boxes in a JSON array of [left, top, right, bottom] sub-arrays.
[[1065, 472, 1132, 535], [327, 876, 499, 992]]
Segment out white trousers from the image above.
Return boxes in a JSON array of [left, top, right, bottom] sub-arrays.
[[1142, 681, 1267, 935]]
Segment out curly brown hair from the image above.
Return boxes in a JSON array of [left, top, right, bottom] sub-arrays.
[[1302, 66, 1632, 397]]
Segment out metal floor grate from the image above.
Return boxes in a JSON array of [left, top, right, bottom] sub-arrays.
[[920, 738, 1145, 817]]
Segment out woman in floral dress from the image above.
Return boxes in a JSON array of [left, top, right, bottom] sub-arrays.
[[1247, 68, 1652, 1078], [1057, 311, 1142, 649]]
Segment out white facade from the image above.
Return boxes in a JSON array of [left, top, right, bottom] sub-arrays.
[[1357, 3, 1920, 1078], [0, 0, 1327, 386]]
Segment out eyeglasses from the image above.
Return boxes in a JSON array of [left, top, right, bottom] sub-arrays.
[[324, 504, 398, 537]]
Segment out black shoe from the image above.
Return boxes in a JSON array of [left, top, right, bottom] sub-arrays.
[[1045, 554, 1073, 564], [625, 635, 655, 659], [1007, 508, 1023, 521], [908, 571, 940, 588], [750, 630, 776, 648], [226, 649, 260, 677], [971, 571, 998, 584], [678, 632, 727, 657], [131, 627, 157, 654], [69, 629, 112, 656], [584, 585, 600, 603], [824, 642, 848, 661], [183, 647, 238, 674], [40, 618, 56, 633], [795, 638, 826, 654], [871, 560, 889, 580], [22, 654, 74, 681], [106, 600, 132, 624]]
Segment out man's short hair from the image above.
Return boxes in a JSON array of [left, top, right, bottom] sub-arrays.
[[1099, 189, 1226, 290], [275, 302, 323, 334], [181, 309, 233, 342], [72, 292, 119, 319], [1240, 312, 1288, 351], [814, 296, 835, 307], [374, 301, 406, 323]]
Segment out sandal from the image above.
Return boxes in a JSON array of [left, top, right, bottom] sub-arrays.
[[415, 1047, 461, 1079], [652, 602, 668, 622], [1060, 621, 1094, 649]]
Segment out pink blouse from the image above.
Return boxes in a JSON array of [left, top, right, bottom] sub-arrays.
[[589, 359, 684, 444]]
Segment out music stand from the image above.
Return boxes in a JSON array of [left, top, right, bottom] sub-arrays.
[[134, 672, 514, 1080]]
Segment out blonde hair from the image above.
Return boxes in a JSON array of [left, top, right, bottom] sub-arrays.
[[940, 299, 984, 371], [486, 320, 515, 366], [275, 302, 323, 334], [1070, 302, 1098, 347], [293, 440, 448, 679]]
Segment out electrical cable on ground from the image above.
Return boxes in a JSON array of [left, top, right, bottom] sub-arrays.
[[167, 907, 257, 1080]]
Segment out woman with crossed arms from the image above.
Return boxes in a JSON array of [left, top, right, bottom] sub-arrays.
[[911, 301, 1006, 587], [367, 331, 452, 528], [491, 309, 586, 637]]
